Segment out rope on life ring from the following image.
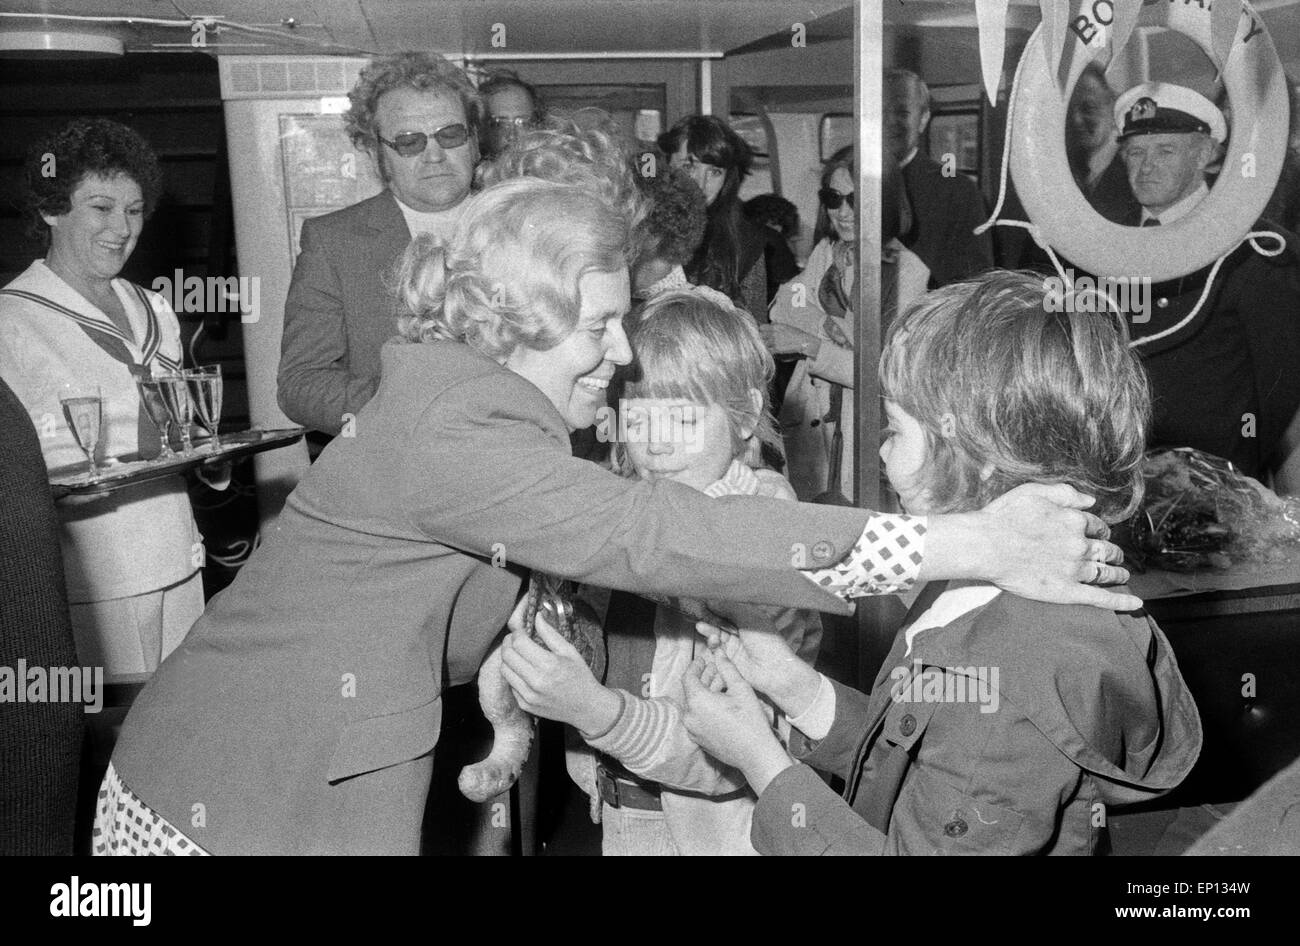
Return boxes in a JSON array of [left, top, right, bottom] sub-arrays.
[[978, 0, 1290, 294]]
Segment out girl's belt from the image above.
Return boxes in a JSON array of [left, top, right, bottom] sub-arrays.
[[595, 755, 753, 810]]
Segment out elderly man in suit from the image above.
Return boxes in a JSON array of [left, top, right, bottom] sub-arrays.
[[885, 68, 994, 289], [1111, 81, 1300, 483], [278, 52, 482, 436]]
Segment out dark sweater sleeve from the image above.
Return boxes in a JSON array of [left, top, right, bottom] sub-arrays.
[[751, 764, 886, 855], [0, 376, 82, 855]]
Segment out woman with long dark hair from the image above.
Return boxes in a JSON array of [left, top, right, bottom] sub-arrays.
[[659, 116, 768, 320]]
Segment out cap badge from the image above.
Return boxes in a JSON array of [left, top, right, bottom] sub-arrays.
[[1128, 97, 1158, 123]]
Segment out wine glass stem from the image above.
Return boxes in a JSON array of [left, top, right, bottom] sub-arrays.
[[179, 428, 193, 456]]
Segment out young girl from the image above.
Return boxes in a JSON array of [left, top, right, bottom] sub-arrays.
[[680, 270, 1204, 855], [501, 287, 821, 855]]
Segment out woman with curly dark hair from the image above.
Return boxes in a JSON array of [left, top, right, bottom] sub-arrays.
[[0, 118, 203, 679], [631, 162, 708, 298], [659, 116, 768, 320]]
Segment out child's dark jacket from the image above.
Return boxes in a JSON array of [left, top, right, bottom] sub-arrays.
[[752, 584, 1203, 855]]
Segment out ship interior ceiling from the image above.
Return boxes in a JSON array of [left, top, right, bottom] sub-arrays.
[[4, 0, 1300, 860]]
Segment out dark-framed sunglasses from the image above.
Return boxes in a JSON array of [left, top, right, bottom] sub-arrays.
[[377, 123, 471, 157], [819, 188, 855, 210]]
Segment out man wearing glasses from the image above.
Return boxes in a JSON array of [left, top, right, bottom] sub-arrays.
[[479, 69, 544, 158], [279, 52, 482, 437]]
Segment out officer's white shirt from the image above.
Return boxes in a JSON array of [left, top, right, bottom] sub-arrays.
[[1141, 181, 1209, 226]]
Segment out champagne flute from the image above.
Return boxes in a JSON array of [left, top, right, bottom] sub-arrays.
[[135, 376, 176, 460], [157, 374, 195, 456], [185, 365, 223, 449], [59, 384, 103, 481]]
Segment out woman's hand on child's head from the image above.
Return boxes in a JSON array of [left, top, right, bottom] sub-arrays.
[[696, 622, 820, 717], [682, 653, 794, 794], [500, 612, 620, 736], [965, 482, 1142, 612]]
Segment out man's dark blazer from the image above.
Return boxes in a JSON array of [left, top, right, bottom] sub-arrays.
[[278, 190, 411, 435], [900, 153, 995, 288]]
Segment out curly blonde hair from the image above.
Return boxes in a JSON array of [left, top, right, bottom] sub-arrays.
[[396, 177, 630, 359], [476, 109, 647, 245]]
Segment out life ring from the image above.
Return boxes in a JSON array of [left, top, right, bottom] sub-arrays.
[[1009, 0, 1289, 281]]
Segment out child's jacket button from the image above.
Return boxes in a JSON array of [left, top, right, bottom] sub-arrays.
[[899, 714, 917, 736], [943, 818, 969, 838]]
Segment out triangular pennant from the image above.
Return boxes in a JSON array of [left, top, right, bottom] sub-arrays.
[[976, 0, 1010, 104], [1107, 0, 1145, 63], [1210, 0, 1243, 76], [1039, 0, 1067, 84]]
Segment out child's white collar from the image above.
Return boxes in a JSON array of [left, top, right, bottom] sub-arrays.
[[904, 581, 1001, 656]]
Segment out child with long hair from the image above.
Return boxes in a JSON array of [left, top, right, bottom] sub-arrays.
[[680, 270, 1203, 855], [500, 287, 820, 855]]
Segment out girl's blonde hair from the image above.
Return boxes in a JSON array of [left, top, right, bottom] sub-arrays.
[[612, 289, 782, 472], [879, 270, 1151, 522], [396, 176, 630, 358]]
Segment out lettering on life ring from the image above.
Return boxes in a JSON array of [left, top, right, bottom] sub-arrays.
[[1009, 0, 1288, 281]]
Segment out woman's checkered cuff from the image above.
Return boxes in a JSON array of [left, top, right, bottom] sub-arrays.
[[801, 514, 927, 597]]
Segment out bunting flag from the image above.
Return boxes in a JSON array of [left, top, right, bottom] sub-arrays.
[[975, 0, 1008, 103], [1107, 0, 1145, 71], [1210, 0, 1244, 74], [1038, 0, 1070, 91], [971, 0, 1258, 100]]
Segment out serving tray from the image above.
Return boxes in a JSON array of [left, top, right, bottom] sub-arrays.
[[49, 427, 306, 499]]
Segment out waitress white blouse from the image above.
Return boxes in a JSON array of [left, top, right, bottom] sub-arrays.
[[0, 260, 202, 673]]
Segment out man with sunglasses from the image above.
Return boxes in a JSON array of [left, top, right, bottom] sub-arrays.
[[886, 69, 994, 289], [279, 52, 482, 438]]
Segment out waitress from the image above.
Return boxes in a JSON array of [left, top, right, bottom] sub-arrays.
[[100, 175, 1136, 856], [0, 119, 202, 677]]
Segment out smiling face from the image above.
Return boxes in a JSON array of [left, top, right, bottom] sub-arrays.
[[42, 172, 143, 283], [826, 167, 856, 244], [375, 86, 478, 212], [669, 142, 726, 207], [505, 268, 633, 430], [879, 399, 932, 514], [622, 397, 738, 491], [1121, 132, 1213, 216]]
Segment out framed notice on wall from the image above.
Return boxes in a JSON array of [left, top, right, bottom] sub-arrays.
[[278, 114, 382, 258]]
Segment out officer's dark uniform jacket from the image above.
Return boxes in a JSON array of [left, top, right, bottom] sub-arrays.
[[1118, 218, 1300, 478]]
